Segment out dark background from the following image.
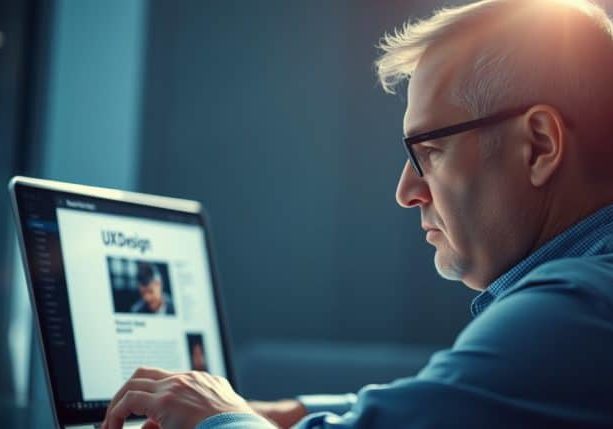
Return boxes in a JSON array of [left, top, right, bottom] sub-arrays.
[[2, 0, 611, 427], [140, 0, 474, 349]]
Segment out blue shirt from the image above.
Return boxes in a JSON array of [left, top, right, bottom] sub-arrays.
[[196, 204, 613, 429]]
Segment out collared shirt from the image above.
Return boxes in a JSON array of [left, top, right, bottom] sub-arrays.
[[471, 203, 613, 316], [196, 203, 613, 429]]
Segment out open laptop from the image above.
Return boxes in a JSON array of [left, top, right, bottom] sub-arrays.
[[9, 176, 235, 428]]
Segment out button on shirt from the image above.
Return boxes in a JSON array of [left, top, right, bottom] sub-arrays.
[[196, 204, 613, 429]]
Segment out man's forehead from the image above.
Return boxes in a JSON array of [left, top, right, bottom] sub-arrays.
[[404, 38, 476, 135], [404, 78, 452, 136]]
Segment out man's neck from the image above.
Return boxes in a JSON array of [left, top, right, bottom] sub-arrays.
[[531, 194, 613, 255], [464, 194, 613, 291]]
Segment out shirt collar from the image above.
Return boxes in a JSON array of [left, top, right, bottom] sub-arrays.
[[470, 203, 613, 317]]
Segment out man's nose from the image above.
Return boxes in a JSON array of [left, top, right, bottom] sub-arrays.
[[396, 161, 431, 208]]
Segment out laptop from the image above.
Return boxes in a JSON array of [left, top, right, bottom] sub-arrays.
[[9, 176, 235, 428]]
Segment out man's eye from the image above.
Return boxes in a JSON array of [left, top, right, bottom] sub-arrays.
[[413, 144, 442, 170], [415, 145, 440, 159]]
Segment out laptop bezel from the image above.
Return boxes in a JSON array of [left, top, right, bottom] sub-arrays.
[[9, 176, 237, 427]]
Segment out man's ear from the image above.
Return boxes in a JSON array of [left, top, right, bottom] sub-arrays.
[[521, 105, 565, 187]]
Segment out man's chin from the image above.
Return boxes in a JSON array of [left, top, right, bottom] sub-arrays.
[[433, 251, 466, 281]]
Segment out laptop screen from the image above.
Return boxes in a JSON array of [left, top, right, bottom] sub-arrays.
[[12, 180, 231, 425]]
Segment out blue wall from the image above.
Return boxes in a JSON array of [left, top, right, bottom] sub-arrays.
[[43, 0, 145, 189], [138, 0, 475, 354], [23, 0, 147, 426]]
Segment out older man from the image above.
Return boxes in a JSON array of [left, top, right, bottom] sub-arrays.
[[103, 0, 613, 427]]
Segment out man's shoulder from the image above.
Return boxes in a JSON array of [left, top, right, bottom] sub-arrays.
[[500, 253, 613, 303], [130, 300, 147, 313], [425, 253, 613, 423], [531, 252, 613, 280], [460, 253, 613, 345], [452, 254, 613, 378]]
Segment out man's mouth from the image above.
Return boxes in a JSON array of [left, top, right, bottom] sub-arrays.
[[421, 222, 440, 232], [424, 227, 442, 243]]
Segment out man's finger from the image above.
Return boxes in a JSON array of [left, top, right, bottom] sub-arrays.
[[141, 418, 160, 429], [106, 390, 157, 429], [132, 366, 173, 381], [105, 378, 159, 423], [106, 367, 171, 414]]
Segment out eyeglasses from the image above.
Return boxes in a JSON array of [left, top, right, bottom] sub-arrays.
[[402, 105, 532, 177]]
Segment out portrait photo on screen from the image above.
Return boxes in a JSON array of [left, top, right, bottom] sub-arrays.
[[108, 257, 176, 316], [186, 333, 208, 371]]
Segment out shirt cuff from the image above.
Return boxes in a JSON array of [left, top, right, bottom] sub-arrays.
[[194, 412, 276, 429], [297, 393, 357, 415]]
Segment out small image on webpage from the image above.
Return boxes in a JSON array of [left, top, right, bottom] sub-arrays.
[[186, 332, 208, 371], [107, 257, 176, 316]]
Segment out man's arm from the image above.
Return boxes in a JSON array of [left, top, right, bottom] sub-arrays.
[[248, 399, 308, 428], [104, 275, 613, 428], [289, 278, 613, 428], [247, 394, 357, 429]]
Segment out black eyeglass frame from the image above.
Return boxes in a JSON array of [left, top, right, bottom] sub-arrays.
[[402, 105, 535, 177]]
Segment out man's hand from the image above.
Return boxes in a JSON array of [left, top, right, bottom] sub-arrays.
[[102, 367, 255, 429], [248, 399, 308, 429]]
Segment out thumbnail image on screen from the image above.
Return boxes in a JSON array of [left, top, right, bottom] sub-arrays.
[[107, 257, 175, 316], [186, 333, 208, 371]]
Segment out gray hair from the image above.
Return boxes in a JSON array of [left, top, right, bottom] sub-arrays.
[[375, 0, 613, 123]]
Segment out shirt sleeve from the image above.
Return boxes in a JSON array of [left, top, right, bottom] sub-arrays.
[[297, 394, 357, 415], [292, 278, 613, 428], [194, 412, 276, 429]]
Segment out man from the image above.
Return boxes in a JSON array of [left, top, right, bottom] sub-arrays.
[[103, 0, 613, 427], [130, 262, 175, 315]]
